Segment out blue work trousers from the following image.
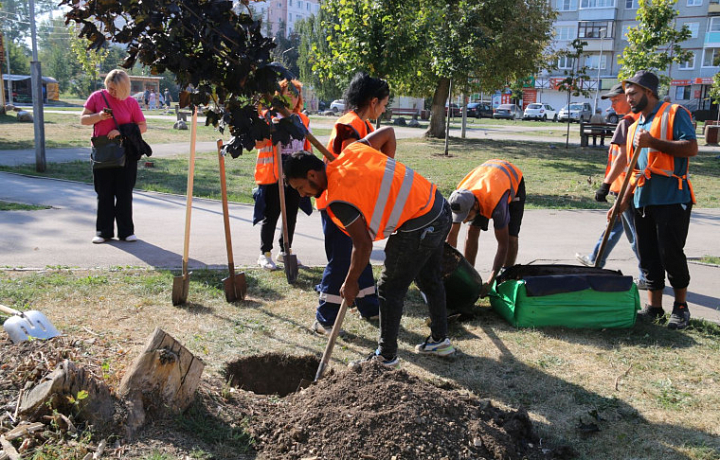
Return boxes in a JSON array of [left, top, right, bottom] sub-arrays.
[[590, 205, 645, 281], [315, 210, 379, 326]]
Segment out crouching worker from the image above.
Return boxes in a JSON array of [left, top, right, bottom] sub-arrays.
[[446, 159, 525, 295], [285, 129, 455, 367]]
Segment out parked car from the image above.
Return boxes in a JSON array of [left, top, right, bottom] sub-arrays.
[[445, 103, 461, 117], [605, 107, 620, 123], [558, 102, 592, 123], [493, 103, 522, 120], [132, 92, 145, 104], [330, 99, 345, 113], [466, 102, 494, 118], [522, 103, 557, 122]]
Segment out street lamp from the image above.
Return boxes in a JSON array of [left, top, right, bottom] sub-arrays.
[[593, 27, 607, 114]]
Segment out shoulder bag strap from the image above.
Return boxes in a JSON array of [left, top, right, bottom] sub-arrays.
[[100, 91, 121, 131]]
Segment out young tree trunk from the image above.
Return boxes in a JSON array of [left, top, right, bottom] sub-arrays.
[[425, 77, 451, 139]]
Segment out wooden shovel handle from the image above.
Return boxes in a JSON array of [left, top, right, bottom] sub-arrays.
[[314, 299, 349, 382], [217, 139, 236, 274], [0, 304, 21, 316], [275, 140, 293, 256], [181, 107, 198, 276]]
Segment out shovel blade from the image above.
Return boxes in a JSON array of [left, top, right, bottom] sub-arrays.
[[222, 273, 247, 302], [3, 310, 60, 343], [284, 254, 298, 284], [172, 273, 191, 306]]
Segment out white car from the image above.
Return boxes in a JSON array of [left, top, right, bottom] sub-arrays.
[[522, 103, 557, 122], [330, 99, 345, 113]]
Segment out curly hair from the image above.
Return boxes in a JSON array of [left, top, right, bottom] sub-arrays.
[[343, 72, 390, 112]]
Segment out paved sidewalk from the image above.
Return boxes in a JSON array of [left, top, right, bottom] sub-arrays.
[[1, 171, 718, 323]]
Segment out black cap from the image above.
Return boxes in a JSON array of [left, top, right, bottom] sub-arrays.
[[600, 83, 624, 100], [622, 70, 659, 98]]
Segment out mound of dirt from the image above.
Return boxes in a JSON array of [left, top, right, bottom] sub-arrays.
[[249, 359, 570, 460], [0, 338, 573, 459]]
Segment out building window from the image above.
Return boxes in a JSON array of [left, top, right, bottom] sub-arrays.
[[289, 0, 292, 5], [298, 1, 303, 9], [556, 26, 576, 41], [710, 17, 720, 32], [687, 0, 702, 6], [585, 54, 607, 70], [675, 86, 691, 100], [289, 12, 293, 20], [625, 0, 639, 7], [685, 22, 699, 38], [678, 56, 695, 70], [307, 2, 310, 10], [578, 22, 610, 38], [580, 0, 616, 8], [556, 0, 578, 11], [558, 56, 575, 69], [703, 47, 719, 67]]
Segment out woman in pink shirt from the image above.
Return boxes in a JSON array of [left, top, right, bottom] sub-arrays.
[[81, 69, 147, 244]]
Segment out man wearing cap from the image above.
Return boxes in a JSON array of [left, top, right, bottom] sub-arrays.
[[446, 159, 525, 294], [611, 70, 697, 330], [285, 128, 456, 367], [576, 83, 646, 289]]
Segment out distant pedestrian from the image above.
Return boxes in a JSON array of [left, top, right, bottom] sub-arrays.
[[164, 89, 172, 108], [149, 89, 156, 110], [143, 88, 150, 110], [80, 69, 148, 244]]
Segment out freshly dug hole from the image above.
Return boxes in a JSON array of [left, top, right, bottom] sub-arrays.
[[224, 353, 319, 396]]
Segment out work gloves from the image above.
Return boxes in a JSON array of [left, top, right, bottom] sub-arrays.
[[595, 182, 611, 202]]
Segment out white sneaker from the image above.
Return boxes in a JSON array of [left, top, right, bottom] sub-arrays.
[[575, 253, 594, 267], [122, 235, 138, 242], [257, 252, 277, 270], [92, 236, 109, 244]]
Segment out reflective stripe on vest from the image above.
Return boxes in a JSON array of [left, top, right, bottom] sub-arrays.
[[254, 112, 311, 185], [317, 112, 374, 210], [457, 159, 523, 220], [626, 103, 695, 202], [326, 143, 437, 241]]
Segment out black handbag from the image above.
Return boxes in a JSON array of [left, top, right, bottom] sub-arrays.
[[90, 93, 126, 170]]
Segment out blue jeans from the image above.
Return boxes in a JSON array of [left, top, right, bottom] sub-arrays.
[[316, 211, 379, 325], [590, 205, 645, 281], [377, 200, 452, 360]]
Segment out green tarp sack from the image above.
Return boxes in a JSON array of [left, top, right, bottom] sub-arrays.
[[489, 264, 640, 329]]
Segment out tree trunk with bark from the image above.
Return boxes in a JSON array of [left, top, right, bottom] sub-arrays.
[[424, 77, 451, 139]]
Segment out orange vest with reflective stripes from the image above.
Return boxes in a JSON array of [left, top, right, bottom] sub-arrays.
[[626, 102, 696, 203], [326, 142, 437, 241], [457, 159, 523, 220], [604, 113, 639, 194], [254, 112, 312, 185], [316, 112, 374, 210]]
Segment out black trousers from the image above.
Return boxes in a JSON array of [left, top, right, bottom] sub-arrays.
[[259, 181, 301, 253], [634, 202, 692, 291], [93, 160, 138, 239]]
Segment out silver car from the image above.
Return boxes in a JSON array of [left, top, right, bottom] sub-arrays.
[[493, 103, 522, 120], [558, 102, 592, 123]]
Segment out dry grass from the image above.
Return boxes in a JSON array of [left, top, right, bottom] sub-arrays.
[[1, 267, 718, 460]]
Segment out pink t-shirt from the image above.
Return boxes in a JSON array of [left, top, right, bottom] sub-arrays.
[[84, 90, 146, 138]]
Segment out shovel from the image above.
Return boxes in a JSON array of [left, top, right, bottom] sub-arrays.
[[217, 139, 247, 302], [0, 304, 61, 343], [298, 298, 350, 390], [172, 106, 198, 305], [275, 140, 299, 284], [594, 135, 643, 267]]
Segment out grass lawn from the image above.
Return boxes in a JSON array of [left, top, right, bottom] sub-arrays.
[[0, 267, 718, 460]]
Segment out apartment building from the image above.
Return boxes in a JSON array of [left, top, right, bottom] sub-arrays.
[[532, 0, 719, 117], [246, 0, 320, 36]]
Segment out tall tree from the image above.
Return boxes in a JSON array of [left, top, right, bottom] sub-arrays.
[[39, 18, 80, 93], [0, 0, 56, 44], [618, 0, 693, 89], [295, 11, 342, 102], [555, 38, 591, 148]]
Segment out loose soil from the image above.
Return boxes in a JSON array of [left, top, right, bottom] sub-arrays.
[[0, 337, 574, 459]]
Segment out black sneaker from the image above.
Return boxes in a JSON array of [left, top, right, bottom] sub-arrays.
[[637, 304, 665, 322], [668, 303, 690, 330]]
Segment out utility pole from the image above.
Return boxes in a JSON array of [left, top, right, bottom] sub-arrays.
[[593, 28, 606, 114], [29, 0, 46, 172], [4, 34, 12, 105]]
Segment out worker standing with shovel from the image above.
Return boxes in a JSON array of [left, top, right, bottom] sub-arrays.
[[285, 128, 456, 367]]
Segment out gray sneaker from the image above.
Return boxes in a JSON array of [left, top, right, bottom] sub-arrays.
[[575, 253, 594, 267], [349, 350, 399, 370], [637, 304, 665, 322], [415, 336, 456, 356], [668, 303, 690, 330], [312, 320, 345, 337]]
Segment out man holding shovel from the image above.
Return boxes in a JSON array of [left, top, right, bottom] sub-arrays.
[[285, 128, 455, 367], [610, 70, 697, 330], [445, 159, 525, 296]]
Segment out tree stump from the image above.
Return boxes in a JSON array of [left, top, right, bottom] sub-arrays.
[[117, 327, 204, 436]]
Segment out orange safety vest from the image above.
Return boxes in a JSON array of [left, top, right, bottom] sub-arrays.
[[316, 112, 375, 210], [456, 159, 523, 220], [604, 113, 639, 194], [626, 102, 696, 203], [326, 142, 437, 241], [254, 112, 312, 185]]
